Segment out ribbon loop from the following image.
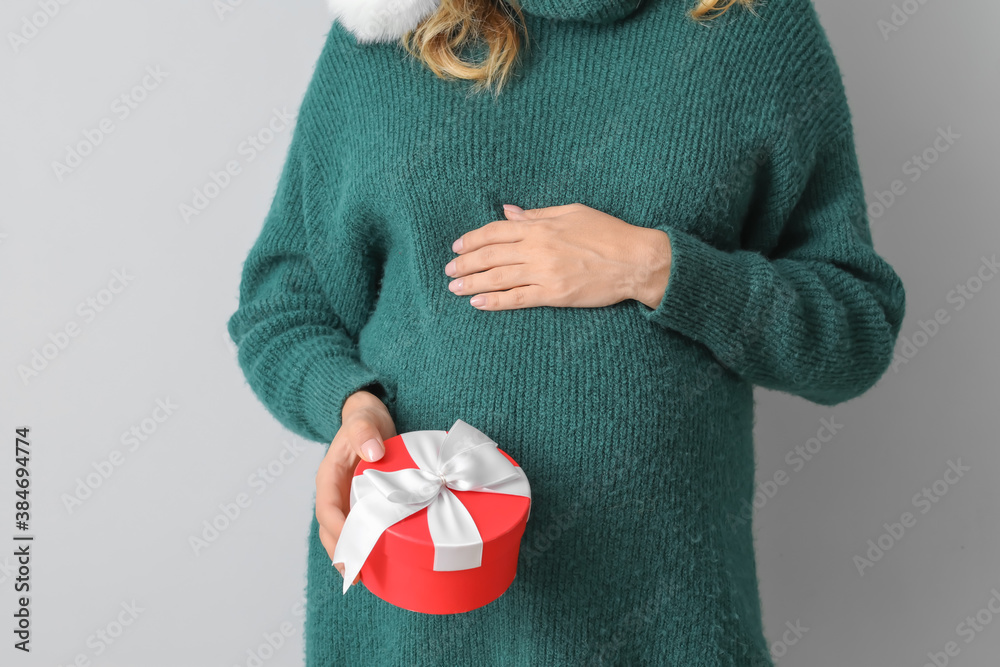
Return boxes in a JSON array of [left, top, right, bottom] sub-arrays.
[[363, 467, 442, 505]]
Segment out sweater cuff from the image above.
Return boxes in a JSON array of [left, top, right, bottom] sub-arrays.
[[298, 353, 397, 444], [639, 225, 759, 370]]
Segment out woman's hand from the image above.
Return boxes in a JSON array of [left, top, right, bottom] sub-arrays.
[[445, 203, 672, 311], [316, 388, 397, 585]]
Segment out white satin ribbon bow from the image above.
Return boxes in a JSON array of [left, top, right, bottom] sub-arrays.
[[332, 419, 531, 594]]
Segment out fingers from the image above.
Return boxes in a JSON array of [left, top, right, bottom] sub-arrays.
[[512, 203, 582, 219], [316, 401, 397, 589], [454, 203, 582, 255], [468, 285, 543, 311], [315, 444, 350, 540], [447, 241, 527, 277], [315, 439, 359, 586], [318, 524, 344, 574], [454, 219, 530, 255], [448, 260, 536, 297], [343, 404, 388, 463], [320, 524, 360, 585]]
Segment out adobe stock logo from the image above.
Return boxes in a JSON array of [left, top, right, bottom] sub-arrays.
[[921, 587, 1000, 667], [7, 0, 75, 55], [61, 398, 180, 515], [852, 459, 970, 577], [178, 107, 295, 224], [877, 0, 933, 41], [18, 268, 136, 385], [187, 438, 308, 556]]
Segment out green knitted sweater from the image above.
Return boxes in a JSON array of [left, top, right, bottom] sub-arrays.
[[226, 0, 906, 664]]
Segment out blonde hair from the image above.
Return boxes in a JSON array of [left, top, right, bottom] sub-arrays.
[[400, 0, 756, 97]]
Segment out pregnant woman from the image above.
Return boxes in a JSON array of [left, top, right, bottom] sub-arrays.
[[227, 0, 906, 664]]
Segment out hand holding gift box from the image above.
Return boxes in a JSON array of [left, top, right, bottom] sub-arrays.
[[332, 418, 532, 614]]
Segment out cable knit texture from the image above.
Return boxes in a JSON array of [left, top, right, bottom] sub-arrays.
[[227, 0, 906, 664]]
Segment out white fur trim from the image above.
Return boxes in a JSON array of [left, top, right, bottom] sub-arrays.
[[328, 0, 442, 43]]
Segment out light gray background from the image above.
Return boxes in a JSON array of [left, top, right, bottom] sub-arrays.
[[1, 1, 997, 666]]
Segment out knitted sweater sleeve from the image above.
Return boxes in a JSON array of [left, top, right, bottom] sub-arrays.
[[640, 4, 906, 406], [227, 94, 392, 444]]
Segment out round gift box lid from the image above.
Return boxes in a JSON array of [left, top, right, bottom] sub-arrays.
[[353, 429, 531, 568]]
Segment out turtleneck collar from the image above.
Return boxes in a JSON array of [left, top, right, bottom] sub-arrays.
[[328, 0, 646, 44], [512, 0, 645, 24]]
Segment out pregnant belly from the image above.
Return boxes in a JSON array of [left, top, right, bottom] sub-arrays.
[[357, 293, 756, 520]]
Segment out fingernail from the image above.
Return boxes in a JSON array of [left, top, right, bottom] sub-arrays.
[[448, 278, 463, 293], [361, 438, 383, 461], [445, 260, 457, 276], [452, 238, 463, 252], [470, 295, 485, 307], [503, 204, 523, 214]]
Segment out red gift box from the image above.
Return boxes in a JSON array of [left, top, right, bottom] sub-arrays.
[[333, 419, 532, 614]]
